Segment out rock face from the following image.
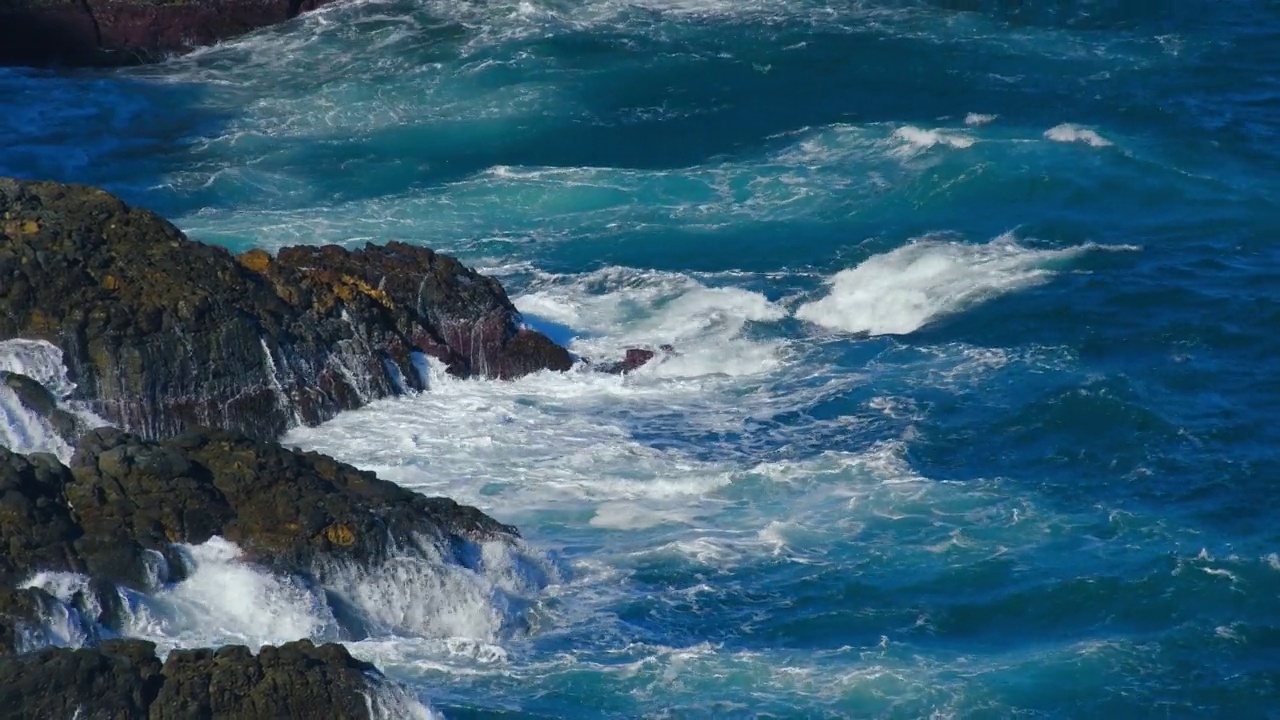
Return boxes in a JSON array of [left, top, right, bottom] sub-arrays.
[[0, 178, 572, 442], [0, 638, 386, 719], [0, 0, 333, 67], [0, 427, 518, 593]]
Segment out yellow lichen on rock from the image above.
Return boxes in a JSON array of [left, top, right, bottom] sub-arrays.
[[323, 523, 357, 546], [339, 274, 394, 309], [25, 309, 58, 334], [1, 219, 39, 235], [238, 248, 272, 273]]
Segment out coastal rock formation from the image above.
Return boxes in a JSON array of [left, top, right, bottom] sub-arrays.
[[0, 427, 518, 594], [0, 638, 393, 719], [0, 178, 572, 441], [0, 0, 333, 67]]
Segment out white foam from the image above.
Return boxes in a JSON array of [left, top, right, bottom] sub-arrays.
[[964, 113, 998, 126], [366, 682, 442, 720], [590, 502, 695, 530], [315, 534, 559, 642], [0, 339, 76, 396], [513, 265, 787, 380], [0, 384, 73, 459], [1044, 123, 1113, 147], [891, 126, 975, 155], [18, 571, 101, 649], [796, 233, 1129, 336], [0, 339, 106, 460], [121, 537, 342, 653]]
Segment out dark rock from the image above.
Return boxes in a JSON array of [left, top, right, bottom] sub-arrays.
[[0, 178, 572, 442], [0, 0, 334, 68], [0, 638, 386, 719], [264, 241, 574, 381], [154, 639, 377, 719], [597, 344, 675, 374], [69, 427, 518, 577], [0, 426, 518, 593], [0, 638, 163, 719], [0, 447, 85, 586]]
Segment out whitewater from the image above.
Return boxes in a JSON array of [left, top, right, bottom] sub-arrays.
[[3, 0, 1280, 716]]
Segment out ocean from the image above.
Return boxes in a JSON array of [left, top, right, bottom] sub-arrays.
[[2, 0, 1279, 716]]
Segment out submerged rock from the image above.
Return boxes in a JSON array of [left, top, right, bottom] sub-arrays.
[[595, 344, 676, 374], [0, 178, 572, 442], [0, 0, 333, 68], [0, 638, 391, 719]]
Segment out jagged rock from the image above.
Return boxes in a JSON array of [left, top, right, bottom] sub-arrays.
[[0, 448, 84, 586], [0, 178, 572, 441], [263, 242, 573, 381], [0, 427, 518, 593], [0, 638, 163, 719], [0, 0, 333, 68], [0, 638, 387, 719], [154, 640, 378, 719]]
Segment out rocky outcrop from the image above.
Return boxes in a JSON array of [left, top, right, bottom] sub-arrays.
[[0, 0, 334, 67], [0, 638, 391, 719], [0, 427, 518, 593], [0, 178, 573, 442]]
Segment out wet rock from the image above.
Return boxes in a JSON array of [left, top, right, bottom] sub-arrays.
[[154, 639, 378, 719], [0, 427, 518, 592], [0, 0, 333, 68], [0, 447, 85, 586], [0, 178, 572, 442], [0, 638, 163, 719], [0, 638, 385, 719], [596, 344, 676, 374], [0, 586, 69, 656], [1, 371, 92, 447]]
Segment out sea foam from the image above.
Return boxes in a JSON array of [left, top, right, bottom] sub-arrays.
[[1045, 123, 1113, 147], [796, 233, 1127, 336], [0, 339, 107, 460]]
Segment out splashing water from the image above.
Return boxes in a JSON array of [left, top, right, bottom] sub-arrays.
[[3, 0, 1280, 715]]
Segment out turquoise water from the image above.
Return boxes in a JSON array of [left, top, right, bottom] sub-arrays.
[[3, 1, 1280, 716]]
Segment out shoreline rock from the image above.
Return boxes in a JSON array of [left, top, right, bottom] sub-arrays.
[[0, 422, 507, 715], [0, 0, 334, 68], [0, 427, 522, 713], [0, 638, 401, 719], [0, 178, 572, 442], [0, 427, 520, 597]]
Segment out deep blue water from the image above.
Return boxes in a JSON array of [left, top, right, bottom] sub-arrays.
[[3, 0, 1280, 717]]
